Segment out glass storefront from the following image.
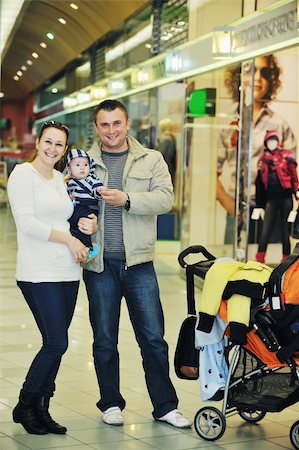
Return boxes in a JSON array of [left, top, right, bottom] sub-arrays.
[[181, 46, 298, 262], [32, 0, 298, 258]]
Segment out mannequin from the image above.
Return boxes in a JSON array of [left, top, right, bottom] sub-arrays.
[[255, 130, 299, 263]]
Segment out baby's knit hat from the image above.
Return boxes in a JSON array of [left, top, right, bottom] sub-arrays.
[[66, 148, 96, 175], [67, 148, 89, 165]]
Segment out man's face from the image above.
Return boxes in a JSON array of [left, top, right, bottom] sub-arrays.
[[95, 108, 130, 152], [254, 56, 270, 103]]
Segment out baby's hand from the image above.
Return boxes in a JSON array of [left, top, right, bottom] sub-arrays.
[[97, 186, 104, 196]]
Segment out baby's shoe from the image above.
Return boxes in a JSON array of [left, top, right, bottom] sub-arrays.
[[85, 243, 99, 263]]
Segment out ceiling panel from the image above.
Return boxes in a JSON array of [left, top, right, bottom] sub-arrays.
[[1, 0, 149, 99]]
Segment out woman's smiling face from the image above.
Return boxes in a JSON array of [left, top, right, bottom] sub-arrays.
[[254, 56, 270, 103], [35, 127, 68, 167]]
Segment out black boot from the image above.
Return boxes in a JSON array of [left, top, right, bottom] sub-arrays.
[[35, 396, 67, 434], [13, 390, 48, 434]]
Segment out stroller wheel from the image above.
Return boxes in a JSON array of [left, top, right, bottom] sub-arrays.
[[290, 420, 299, 449], [194, 406, 226, 441], [238, 408, 266, 423]]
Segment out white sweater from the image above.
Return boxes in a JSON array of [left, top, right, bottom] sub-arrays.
[[7, 162, 81, 282]]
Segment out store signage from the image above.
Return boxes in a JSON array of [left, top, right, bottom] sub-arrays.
[[152, 59, 166, 79], [232, 2, 297, 53], [165, 50, 183, 74], [131, 67, 152, 86]]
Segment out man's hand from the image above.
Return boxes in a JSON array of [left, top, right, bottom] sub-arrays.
[[78, 214, 98, 235], [100, 187, 127, 207]]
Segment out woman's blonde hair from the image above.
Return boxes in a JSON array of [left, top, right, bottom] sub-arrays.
[[159, 119, 175, 135]]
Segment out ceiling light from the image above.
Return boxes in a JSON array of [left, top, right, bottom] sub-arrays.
[[212, 26, 234, 59], [51, 88, 59, 94], [70, 3, 78, 10], [145, 43, 151, 49], [32, 52, 39, 58], [21, 65, 27, 71], [76, 61, 91, 73], [17, 70, 23, 76], [40, 42, 47, 48], [64, 96, 77, 108], [27, 59, 33, 65], [0, 92, 4, 98], [13, 75, 20, 81], [77, 92, 91, 103], [58, 18, 66, 25], [46, 32, 54, 40], [92, 87, 107, 99]]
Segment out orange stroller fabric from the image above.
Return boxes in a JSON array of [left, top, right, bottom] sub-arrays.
[[282, 259, 299, 304], [244, 329, 299, 368]]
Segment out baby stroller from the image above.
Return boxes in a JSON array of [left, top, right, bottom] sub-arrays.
[[177, 243, 299, 449]]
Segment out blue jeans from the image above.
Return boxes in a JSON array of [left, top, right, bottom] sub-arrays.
[[17, 281, 79, 396], [83, 260, 178, 418]]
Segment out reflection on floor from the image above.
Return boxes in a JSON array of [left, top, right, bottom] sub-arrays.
[[0, 206, 298, 450]]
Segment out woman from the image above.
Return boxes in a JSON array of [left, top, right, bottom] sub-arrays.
[[157, 118, 177, 187], [7, 121, 94, 435]]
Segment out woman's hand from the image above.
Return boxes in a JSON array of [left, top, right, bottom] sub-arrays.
[[67, 236, 89, 264], [78, 214, 98, 235]]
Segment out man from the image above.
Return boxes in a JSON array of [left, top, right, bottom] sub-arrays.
[[83, 99, 192, 428]]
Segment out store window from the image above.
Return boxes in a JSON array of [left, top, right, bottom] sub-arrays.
[[105, 5, 152, 76], [122, 84, 186, 240], [36, 76, 66, 109], [181, 68, 233, 257], [237, 47, 298, 262], [181, 46, 298, 263]]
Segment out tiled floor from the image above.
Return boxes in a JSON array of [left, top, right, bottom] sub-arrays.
[[0, 205, 298, 450]]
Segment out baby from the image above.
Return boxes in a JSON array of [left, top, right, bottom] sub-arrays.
[[66, 148, 103, 263]]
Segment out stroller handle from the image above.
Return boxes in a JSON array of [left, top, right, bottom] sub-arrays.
[[178, 245, 216, 268]]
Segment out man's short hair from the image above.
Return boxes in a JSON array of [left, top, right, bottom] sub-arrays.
[[94, 99, 128, 123]]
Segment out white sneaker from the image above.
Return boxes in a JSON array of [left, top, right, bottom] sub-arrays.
[[102, 407, 124, 426], [156, 409, 192, 428]]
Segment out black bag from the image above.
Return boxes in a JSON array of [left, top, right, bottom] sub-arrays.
[[174, 252, 216, 381], [174, 315, 199, 380]]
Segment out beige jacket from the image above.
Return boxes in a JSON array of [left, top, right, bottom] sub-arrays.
[[84, 135, 174, 273]]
